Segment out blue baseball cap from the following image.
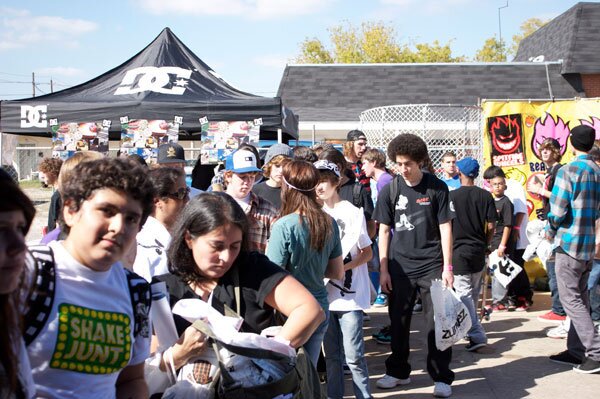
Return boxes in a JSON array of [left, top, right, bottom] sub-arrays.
[[225, 150, 261, 173], [456, 157, 480, 178]]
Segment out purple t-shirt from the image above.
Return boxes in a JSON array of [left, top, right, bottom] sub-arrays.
[[376, 172, 394, 194], [40, 227, 61, 244]]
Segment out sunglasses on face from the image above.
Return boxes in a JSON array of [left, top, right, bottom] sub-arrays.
[[166, 186, 190, 200]]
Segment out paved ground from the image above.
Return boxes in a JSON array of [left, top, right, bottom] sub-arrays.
[[24, 187, 598, 398]]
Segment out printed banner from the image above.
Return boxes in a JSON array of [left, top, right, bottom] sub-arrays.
[[119, 118, 180, 163], [50, 120, 110, 160], [200, 119, 260, 165], [482, 99, 600, 218]]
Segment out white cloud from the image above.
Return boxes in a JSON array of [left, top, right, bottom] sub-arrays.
[[35, 67, 85, 78], [0, 9, 98, 51], [135, 0, 334, 19]]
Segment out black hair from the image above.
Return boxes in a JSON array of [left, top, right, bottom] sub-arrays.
[[167, 193, 249, 285], [293, 146, 317, 163], [387, 134, 429, 165], [59, 158, 155, 235], [148, 167, 184, 198], [483, 165, 506, 180]]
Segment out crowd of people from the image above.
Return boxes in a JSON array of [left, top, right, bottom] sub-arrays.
[[1, 126, 599, 398]]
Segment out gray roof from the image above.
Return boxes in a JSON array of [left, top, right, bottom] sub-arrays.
[[277, 62, 583, 122], [514, 2, 600, 74]]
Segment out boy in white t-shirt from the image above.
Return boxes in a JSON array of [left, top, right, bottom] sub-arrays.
[[25, 158, 155, 398], [314, 160, 373, 399]]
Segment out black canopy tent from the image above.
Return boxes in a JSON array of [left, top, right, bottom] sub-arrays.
[[0, 27, 298, 141]]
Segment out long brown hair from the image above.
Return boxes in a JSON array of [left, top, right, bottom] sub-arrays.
[[280, 160, 333, 251], [0, 176, 36, 396]]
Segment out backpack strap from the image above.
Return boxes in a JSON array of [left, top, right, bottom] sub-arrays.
[[124, 268, 152, 339], [24, 245, 56, 346], [388, 175, 400, 209], [352, 182, 362, 208]]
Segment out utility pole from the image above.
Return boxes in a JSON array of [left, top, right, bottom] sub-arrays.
[[50, 79, 54, 93], [498, 1, 509, 44], [32, 72, 36, 97]]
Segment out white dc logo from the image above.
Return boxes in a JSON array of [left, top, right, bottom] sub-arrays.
[[114, 67, 192, 95], [20, 105, 48, 128]]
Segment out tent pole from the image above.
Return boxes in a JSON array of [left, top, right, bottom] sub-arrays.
[[0, 133, 3, 167], [277, 129, 282, 143]]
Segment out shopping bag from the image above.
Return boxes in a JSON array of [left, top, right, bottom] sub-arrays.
[[488, 250, 522, 288], [431, 280, 472, 351]]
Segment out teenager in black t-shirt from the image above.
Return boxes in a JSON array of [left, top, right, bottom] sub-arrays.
[[451, 157, 497, 351], [372, 134, 455, 398]]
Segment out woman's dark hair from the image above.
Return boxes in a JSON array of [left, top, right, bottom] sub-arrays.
[[0, 178, 35, 395], [483, 165, 506, 180], [280, 160, 333, 251], [59, 158, 155, 235], [318, 149, 348, 173], [127, 154, 148, 167], [292, 146, 317, 163], [387, 134, 429, 165], [148, 167, 184, 199], [168, 193, 249, 285]]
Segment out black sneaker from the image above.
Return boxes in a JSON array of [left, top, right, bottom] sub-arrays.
[[465, 340, 487, 352], [549, 350, 583, 366], [573, 357, 600, 374]]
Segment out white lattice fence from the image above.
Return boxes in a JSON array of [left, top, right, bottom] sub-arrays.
[[359, 104, 482, 177]]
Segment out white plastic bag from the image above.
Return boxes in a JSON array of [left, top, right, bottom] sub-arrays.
[[430, 280, 472, 351], [488, 250, 523, 288]]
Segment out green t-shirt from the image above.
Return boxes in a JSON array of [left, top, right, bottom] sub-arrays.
[[266, 214, 342, 310]]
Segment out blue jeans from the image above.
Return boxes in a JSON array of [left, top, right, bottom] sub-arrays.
[[323, 310, 372, 399], [589, 259, 600, 321], [454, 271, 487, 344], [303, 309, 330, 367], [547, 255, 566, 315]]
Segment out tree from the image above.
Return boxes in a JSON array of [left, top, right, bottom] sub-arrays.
[[474, 37, 507, 62], [510, 17, 548, 57], [295, 21, 464, 64]]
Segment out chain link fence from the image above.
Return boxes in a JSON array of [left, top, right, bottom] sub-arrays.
[[359, 104, 483, 178]]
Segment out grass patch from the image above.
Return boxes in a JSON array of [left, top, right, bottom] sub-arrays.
[[19, 180, 49, 190]]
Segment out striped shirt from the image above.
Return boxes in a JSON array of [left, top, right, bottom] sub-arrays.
[[546, 155, 600, 261], [246, 192, 278, 254]]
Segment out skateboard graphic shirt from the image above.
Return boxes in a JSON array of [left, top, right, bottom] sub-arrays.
[[373, 173, 454, 278]]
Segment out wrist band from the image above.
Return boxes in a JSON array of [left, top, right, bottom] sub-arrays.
[[499, 244, 507, 250], [513, 226, 520, 230], [443, 264, 453, 272]]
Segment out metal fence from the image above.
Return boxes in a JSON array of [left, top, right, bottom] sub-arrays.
[[9, 146, 203, 181], [359, 104, 483, 178]]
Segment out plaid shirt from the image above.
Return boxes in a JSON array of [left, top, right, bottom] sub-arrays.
[[246, 192, 278, 253], [546, 155, 600, 261]]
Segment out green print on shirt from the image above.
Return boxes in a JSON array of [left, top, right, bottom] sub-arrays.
[[50, 303, 131, 374]]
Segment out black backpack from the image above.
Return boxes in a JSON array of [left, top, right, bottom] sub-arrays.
[[23, 245, 152, 346]]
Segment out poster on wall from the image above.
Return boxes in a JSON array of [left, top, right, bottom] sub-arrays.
[[119, 117, 181, 163], [50, 120, 110, 160], [482, 99, 600, 219], [199, 118, 261, 165]]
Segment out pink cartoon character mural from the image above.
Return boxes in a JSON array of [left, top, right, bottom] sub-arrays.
[[580, 116, 600, 140], [530, 113, 570, 160]]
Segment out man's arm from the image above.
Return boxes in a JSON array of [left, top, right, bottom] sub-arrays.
[[378, 223, 392, 293], [439, 221, 454, 288], [116, 363, 148, 399]]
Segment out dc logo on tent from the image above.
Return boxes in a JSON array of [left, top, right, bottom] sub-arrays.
[[114, 67, 192, 95], [20, 105, 48, 128]]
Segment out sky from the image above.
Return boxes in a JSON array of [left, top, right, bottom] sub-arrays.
[[0, 0, 593, 100]]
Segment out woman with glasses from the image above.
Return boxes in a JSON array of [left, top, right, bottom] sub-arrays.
[[0, 170, 36, 398], [266, 160, 344, 366], [133, 167, 189, 281]]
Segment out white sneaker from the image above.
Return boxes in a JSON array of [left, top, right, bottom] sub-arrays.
[[376, 374, 411, 389], [433, 382, 452, 398], [547, 318, 570, 339]]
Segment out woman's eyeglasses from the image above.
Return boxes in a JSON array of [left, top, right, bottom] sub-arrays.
[[166, 187, 190, 200]]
